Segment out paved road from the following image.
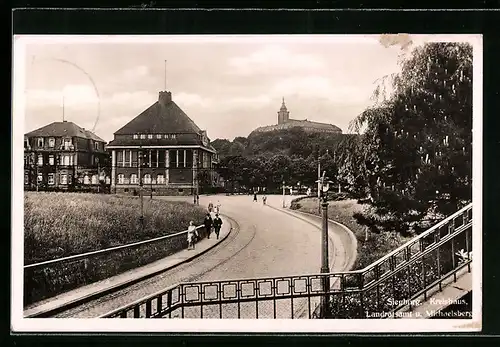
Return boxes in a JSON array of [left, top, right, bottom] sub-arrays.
[[57, 194, 355, 318]]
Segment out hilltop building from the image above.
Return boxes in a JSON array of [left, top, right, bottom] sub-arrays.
[[250, 98, 342, 135], [24, 121, 109, 191], [106, 90, 219, 196]]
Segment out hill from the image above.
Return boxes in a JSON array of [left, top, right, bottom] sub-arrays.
[[212, 126, 359, 159]]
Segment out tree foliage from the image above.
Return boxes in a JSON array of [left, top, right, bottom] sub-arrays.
[[350, 42, 473, 235]]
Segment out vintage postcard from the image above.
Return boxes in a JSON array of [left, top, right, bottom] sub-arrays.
[[12, 34, 482, 333]]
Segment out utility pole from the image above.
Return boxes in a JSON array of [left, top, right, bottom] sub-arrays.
[[282, 180, 286, 208], [317, 154, 321, 214], [139, 146, 144, 230]]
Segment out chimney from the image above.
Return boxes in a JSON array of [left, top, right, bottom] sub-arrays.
[[159, 91, 172, 105]]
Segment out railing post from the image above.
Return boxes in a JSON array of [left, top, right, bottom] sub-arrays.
[[359, 273, 365, 318]]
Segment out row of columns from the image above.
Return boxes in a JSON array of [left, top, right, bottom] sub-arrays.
[[111, 148, 203, 188]]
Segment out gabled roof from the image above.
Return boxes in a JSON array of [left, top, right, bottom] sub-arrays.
[[25, 121, 106, 142], [114, 92, 202, 135]]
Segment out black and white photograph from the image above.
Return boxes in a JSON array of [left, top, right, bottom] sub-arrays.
[[12, 34, 482, 332]]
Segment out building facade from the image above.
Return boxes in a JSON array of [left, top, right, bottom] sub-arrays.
[[106, 91, 219, 196], [24, 121, 109, 192], [250, 98, 343, 135]]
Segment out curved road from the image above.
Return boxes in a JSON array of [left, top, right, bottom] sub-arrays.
[[56, 194, 356, 318]]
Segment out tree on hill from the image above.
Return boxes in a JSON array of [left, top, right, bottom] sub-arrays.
[[350, 42, 472, 235]]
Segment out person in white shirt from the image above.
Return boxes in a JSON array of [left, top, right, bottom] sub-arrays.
[[187, 221, 198, 250]]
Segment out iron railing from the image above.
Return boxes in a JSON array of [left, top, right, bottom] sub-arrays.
[[100, 203, 473, 319], [24, 224, 204, 306]]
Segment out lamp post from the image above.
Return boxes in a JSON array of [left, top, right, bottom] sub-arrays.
[[316, 171, 333, 318], [282, 180, 286, 208], [317, 154, 321, 214], [138, 146, 144, 230]]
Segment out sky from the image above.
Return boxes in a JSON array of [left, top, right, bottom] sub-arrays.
[[18, 35, 462, 143]]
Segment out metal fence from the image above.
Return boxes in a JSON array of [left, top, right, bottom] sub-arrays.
[[24, 225, 204, 306], [101, 203, 473, 319]]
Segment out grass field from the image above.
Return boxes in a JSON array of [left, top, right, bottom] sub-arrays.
[[290, 197, 410, 270], [23, 192, 207, 305]]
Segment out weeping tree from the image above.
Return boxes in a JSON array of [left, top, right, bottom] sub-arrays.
[[350, 42, 473, 235]]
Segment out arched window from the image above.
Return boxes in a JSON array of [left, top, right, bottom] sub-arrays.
[[157, 174, 165, 184], [117, 174, 125, 184], [91, 175, 98, 185], [84, 175, 91, 185], [130, 174, 138, 184], [143, 174, 151, 184]]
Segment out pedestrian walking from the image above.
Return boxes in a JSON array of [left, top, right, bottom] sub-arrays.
[[213, 214, 223, 239], [196, 194, 200, 205], [253, 192, 257, 202], [208, 201, 214, 213], [216, 200, 221, 214], [204, 213, 213, 239], [187, 221, 197, 250], [262, 195, 267, 205]]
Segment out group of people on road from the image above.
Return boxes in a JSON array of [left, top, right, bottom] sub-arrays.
[[253, 192, 267, 205], [187, 200, 223, 250]]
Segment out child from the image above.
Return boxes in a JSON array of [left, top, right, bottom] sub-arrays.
[[187, 221, 197, 250]]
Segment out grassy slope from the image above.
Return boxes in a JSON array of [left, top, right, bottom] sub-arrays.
[[24, 192, 207, 264]]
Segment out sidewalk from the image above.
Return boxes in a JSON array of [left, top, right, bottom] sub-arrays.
[[24, 217, 232, 318]]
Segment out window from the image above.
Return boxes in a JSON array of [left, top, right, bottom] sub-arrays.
[[60, 174, 67, 185], [68, 175, 72, 184], [140, 134, 146, 139], [24, 174, 29, 185], [132, 151, 138, 167], [24, 138, 30, 148], [37, 173, 43, 183], [48, 174, 55, 185], [48, 138, 55, 147], [94, 142, 99, 150], [84, 175, 91, 185], [62, 154, 73, 166], [156, 134, 162, 139], [172, 134, 177, 139], [148, 134, 153, 139], [117, 151, 124, 167], [185, 150, 193, 168], [63, 138, 72, 149], [143, 174, 151, 184], [151, 149, 158, 167], [158, 149, 165, 167], [130, 174, 138, 184], [133, 134, 138, 139], [24, 156, 28, 167], [124, 150, 131, 167], [164, 134, 168, 139], [37, 138, 44, 147], [48, 155, 54, 166], [157, 174, 165, 184], [169, 150, 177, 168], [37, 155, 43, 166], [91, 175, 98, 184], [118, 174, 125, 184]]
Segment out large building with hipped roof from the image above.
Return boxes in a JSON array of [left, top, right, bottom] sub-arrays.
[[24, 120, 109, 191], [250, 98, 343, 136], [106, 90, 219, 196]]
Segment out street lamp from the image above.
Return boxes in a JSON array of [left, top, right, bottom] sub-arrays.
[[315, 171, 334, 318]]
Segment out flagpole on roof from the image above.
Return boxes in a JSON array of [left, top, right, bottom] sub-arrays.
[[62, 94, 65, 122]]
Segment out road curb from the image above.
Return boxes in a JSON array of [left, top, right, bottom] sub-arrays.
[[290, 209, 359, 271], [24, 216, 234, 318]]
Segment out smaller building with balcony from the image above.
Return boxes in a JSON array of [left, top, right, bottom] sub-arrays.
[[24, 120, 109, 192], [106, 90, 219, 196]]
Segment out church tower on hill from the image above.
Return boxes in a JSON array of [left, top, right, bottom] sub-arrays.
[[249, 98, 343, 136], [277, 97, 290, 125]]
